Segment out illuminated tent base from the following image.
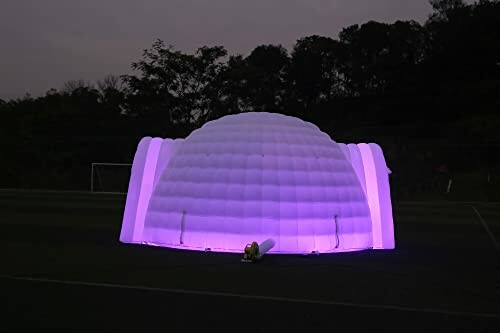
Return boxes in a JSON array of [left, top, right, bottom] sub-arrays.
[[120, 112, 395, 254]]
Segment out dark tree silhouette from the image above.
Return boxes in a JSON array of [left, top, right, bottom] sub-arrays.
[[122, 40, 227, 133], [239, 45, 289, 113], [1, 0, 499, 199], [288, 36, 348, 112]]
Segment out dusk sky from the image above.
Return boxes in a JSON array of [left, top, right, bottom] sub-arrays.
[[1, 0, 438, 100]]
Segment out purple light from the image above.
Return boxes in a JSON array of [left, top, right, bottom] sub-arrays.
[[360, 143, 383, 248], [132, 137, 162, 242], [120, 112, 395, 254]]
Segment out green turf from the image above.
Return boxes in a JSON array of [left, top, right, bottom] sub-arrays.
[[1, 190, 499, 331]]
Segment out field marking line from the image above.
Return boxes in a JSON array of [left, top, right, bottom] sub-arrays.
[[0, 188, 92, 194], [1, 274, 498, 319], [0, 188, 126, 195], [399, 200, 500, 206], [471, 206, 500, 252]]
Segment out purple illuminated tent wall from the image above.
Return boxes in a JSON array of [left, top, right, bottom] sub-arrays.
[[120, 112, 395, 254]]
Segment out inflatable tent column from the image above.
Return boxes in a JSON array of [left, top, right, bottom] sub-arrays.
[[120, 137, 184, 243], [338, 143, 395, 249]]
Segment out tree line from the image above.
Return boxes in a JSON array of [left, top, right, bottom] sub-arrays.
[[1, 0, 499, 199]]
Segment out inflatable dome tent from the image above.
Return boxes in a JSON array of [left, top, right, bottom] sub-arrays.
[[120, 112, 395, 254]]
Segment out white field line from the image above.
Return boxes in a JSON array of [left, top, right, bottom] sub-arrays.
[[0, 188, 126, 195], [1, 274, 498, 319], [91, 191, 127, 195], [0, 188, 92, 194], [399, 200, 500, 206], [471, 206, 500, 252]]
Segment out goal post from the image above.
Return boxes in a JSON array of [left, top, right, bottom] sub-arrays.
[[90, 162, 132, 194]]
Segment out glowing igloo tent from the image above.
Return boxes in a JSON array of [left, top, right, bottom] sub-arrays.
[[120, 112, 394, 254]]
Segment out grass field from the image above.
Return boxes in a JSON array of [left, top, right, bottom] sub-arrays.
[[1, 189, 499, 332]]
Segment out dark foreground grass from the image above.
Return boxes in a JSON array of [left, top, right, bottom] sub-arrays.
[[1, 190, 499, 332]]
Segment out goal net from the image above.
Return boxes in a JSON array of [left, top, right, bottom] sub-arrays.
[[90, 163, 132, 194]]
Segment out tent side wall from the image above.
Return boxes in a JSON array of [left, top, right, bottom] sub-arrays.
[[120, 137, 183, 244], [339, 143, 395, 250], [120, 137, 151, 243], [367, 143, 395, 249]]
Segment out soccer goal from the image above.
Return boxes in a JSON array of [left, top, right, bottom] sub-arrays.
[[90, 162, 132, 194]]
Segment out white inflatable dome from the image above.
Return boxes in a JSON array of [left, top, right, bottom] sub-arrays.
[[120, 112, 395, 254]]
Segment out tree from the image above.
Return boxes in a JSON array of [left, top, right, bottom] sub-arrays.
[[424, 0, 500, 86], [339, 21, 427, 96], [97, 74, 126, 117], [288, 36, 348, 112], [122, 40, 227, 131], [216, 55, 248, 116], [236, 45, 289, 112], [188, 45, 229, 124], [62, 79, 93, 94], [429, 0, 467, 21], [97, 74, 124, 93]]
